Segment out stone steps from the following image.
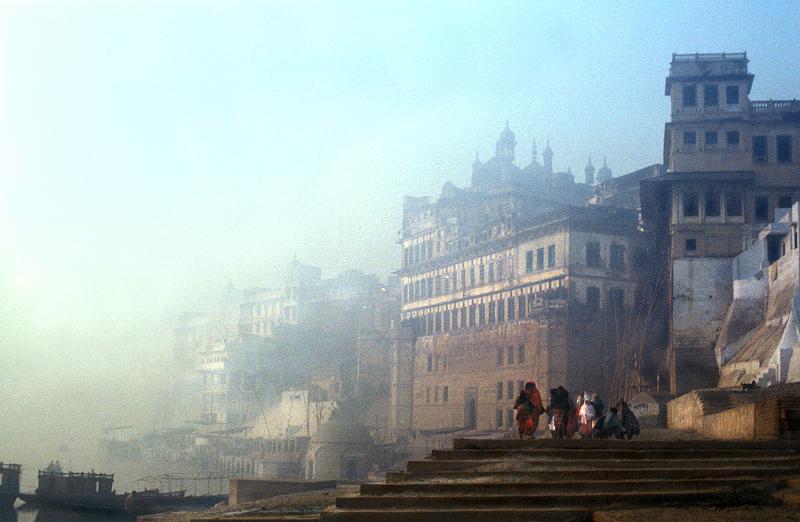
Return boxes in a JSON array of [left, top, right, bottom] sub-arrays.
[[335, 489, 724, 509], [320, 438, 800, 521], [431, 448, 797, 460], [321, 508, 589, 522], [407, 456, 800, 472], [451, 438, 800, 450], [361, 477, 762, 495], [385, 466, 800, 483]]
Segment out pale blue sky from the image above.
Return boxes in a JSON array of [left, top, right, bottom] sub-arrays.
[[2, 1, 800, 383]]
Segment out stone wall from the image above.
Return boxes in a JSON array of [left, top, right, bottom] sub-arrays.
[[228, 479, 336, 505], [701, 403, 756, 440], [666, 391, 703, 430], [670, 257, 733, 394], [411, 318, 559, 433]]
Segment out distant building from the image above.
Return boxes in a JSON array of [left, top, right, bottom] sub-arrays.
[[393, 125, 640, 439], [591, 164, 663, 213], [642, 52, 800, 394]]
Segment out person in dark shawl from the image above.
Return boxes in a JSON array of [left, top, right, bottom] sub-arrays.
[[619, 401, 640, 440]]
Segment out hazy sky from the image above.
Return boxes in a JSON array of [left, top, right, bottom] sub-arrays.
[[2, 0, 800, 387]]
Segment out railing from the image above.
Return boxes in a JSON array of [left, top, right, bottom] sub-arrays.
[[750, 99, 800, 113], [672, 52, 746, 62]]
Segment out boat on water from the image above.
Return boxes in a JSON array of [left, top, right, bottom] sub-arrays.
[[18, 470, 226, 515], [0, 463, 21, 509]]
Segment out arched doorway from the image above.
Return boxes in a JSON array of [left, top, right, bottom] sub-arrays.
[[464, 387, 477, 430]]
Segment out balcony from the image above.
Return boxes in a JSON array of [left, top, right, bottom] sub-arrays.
[[672, 52, 747, 62], [750, 99, 800, 113]]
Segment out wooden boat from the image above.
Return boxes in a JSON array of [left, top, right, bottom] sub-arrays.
[[0, 463, 21, 509], [18, 469, 226, 515]]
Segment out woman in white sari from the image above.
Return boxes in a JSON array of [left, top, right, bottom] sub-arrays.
[[579, 392, 596, 439]]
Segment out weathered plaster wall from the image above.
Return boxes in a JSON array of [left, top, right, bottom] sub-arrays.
[[672, 258, 733, 336]]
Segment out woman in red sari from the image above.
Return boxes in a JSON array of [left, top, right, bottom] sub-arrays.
[[514, 381, 543, 439]]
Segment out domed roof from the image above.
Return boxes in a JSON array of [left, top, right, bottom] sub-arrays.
[[498, 121, 516, 144], [311, 415, 374, 446]]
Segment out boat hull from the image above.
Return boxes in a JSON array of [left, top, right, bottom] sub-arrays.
[[18, 492, 125, 512], [18, 492, 227, 515]]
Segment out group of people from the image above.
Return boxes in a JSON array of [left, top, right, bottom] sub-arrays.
[[513, 381, 640, 440]]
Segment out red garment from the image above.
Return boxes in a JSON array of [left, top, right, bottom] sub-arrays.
[[529, 388, 543, 415]]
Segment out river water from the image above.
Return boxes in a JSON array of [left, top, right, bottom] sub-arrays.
[[2, 504, 135, 522]]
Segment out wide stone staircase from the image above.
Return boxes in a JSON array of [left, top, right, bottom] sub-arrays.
[[320, 438, 800, 522]]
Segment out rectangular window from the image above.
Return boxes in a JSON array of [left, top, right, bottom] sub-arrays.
[[469, 267, 476, 287], [495, 409, 503, 428], [496, 347, 503, 367], [586, 286, 600, 310], [488, 302, 496, 324], [725, 192, 743, 217], [726, 130, 740, 145], [507, 297, 516, 321], [516, 380, 524, 395], [683, 131, 696, 145], [683, 192, 699, 217], [703, 84, 719, 107], [460, 269, 466, 289], [610, 245, 625, 270], [505, 380, 513, 400], [518, 344, 525, 365], [460, 307, 467, 328], [704, 131, 718, 145], [426, 387, 430, 403], [779, 195, 793, 209], [444, 274, 450, 293], [756, 196, 769, 221], [507, 409, 514, 428], [777, 135, 792, 163], [435, 275, 442, 296], [434, 312, 441, 334], [478, 303, 485, 325], [586, 241, 601, 267], [536, 248, 544, 270], [753, 136, 768, 163], [488, 263, 495, 283], [427, 355, 432, 372], [443, 386, 448, 402], [547, 244, 556, 267], [497, 300, 505, 322], [608, 288, 625, 311], [726, 85, 740, 105], [525, 250, 534, 273], [705, 192, 721, 217], [496, 382, 503, 401], [518, 295, 526, 319], [686, 238, 697, 253], [443, 311, 451, 331], [497, 261, 504, 280], [507, 346, 514, 365], [434, 386, 439, 402], [682, 84, 697, 107], [479, 264, 485, 285]]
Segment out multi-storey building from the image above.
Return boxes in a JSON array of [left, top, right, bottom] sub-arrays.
[[394, 125, 641, 436], [643, 52, 800, 394]]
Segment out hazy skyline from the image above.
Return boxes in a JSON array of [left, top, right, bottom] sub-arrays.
[[3, 0, 800, 386]]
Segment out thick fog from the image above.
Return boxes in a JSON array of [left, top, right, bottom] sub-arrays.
[[2, 0, 800, 492]]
